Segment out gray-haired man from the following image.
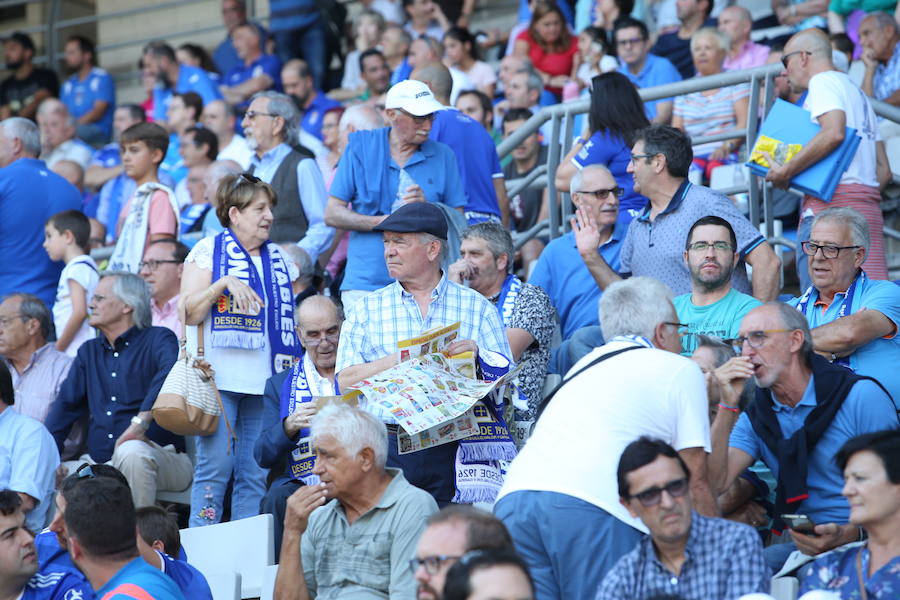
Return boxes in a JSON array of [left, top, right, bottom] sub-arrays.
[[45, 272, 192, 508]]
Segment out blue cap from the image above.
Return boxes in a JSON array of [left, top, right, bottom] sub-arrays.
[[373, 202, 448, 240]]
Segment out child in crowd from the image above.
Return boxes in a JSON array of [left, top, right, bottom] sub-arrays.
[[43, 210, 99, 356], [108, 122, 180, 273], [573, 26, 618, 89]]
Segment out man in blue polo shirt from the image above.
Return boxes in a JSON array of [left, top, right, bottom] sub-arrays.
[[614, 17, 681, 124], [412, 64, 509, 226], [60, 35, 115, 145], [214, 0, 268, 75], [325, 79, 465, 307], [142, 41, 222, 126], [530, 165, 625, 340], [222, 23, 281, 113], [282, 58, 340, 141], [0, 118, 81, 308]]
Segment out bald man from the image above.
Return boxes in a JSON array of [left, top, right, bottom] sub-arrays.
[[718, 6, 770, 71], [254, 295, 342, 554], [766, 28, 891, 287], [36, 98, 93, 169]]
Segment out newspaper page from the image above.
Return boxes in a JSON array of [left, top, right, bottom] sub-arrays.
[[397, 322, 460, 362]]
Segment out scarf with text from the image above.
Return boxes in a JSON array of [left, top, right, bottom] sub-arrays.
[[795, 269, 865, 368]]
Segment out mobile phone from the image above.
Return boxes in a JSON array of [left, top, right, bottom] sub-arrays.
[[781, 514, 817, 534]]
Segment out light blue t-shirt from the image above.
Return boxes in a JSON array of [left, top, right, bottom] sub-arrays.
[[61, 67, 115, 138], [529, 225, 626, 340], [152, 64, 223, 122], [0, 408, 60, 532], [330, 127, 466, 291], [674, 288, 761, 354], [161, 133, 186, 184], [729, 376, 898, 525], [789, 277, 900, 409], [617, 53, 682, 121]]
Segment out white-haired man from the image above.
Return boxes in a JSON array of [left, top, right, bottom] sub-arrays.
[[274, 403, 438, 599], [36, 98, 93, 169], [495, 276, 716, 600]]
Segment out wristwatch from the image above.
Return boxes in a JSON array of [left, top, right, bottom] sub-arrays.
[[131, 415, 150, 430]]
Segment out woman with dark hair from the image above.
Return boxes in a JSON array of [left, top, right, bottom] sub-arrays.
[[554, 71, 650, 224], [443, 549, 536, 600], [799, 429, 900, 599], [176, 43, 221, 83], [444, 27, 496, 98], [514, 1, 579, 97]]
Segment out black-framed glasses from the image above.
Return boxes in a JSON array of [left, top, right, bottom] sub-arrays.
[[409, 555, 461, 575], [729, 329, 791, 350], [628, 477, 689, 506], [244, 110, 278, 120], [299, 333, 340, 348], [663, 321, 689, 335], [801, 241, 861, 259], [630, 153, 658, 163], [687, 241, 733, 253], [397, 108, 435, 124], [576, 187, 623, 201], [616, 36, 645, 47], [781, 49, 811, 68], [231, 172, 263, 191], [138, 259, 181, 271]]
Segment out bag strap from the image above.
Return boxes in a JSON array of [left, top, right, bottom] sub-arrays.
[[536, 345, 647, 420]]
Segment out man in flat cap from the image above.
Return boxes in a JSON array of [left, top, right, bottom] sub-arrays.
[[335, 201, 513, 505]]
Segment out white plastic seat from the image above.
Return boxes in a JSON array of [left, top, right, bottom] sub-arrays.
[[204, 571, 241, 600], [260, 564, 279, 600], [156, 436, 196, 505], [771, 577, 800, 600]]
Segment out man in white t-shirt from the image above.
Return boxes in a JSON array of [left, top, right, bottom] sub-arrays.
[[200, 99, 253, 169], [494, 276, 715, 600], [765, 28, 891, 286]]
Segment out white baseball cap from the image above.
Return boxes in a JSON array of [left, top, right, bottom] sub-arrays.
[[384, 80, 444, 117]]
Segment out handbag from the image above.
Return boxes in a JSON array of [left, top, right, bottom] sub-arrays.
[[153, 315, 233, 439]]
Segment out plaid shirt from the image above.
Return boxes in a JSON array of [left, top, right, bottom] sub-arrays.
[[875, 43, 900, 103], [596, 513, 769, 600], [336, 275, 512, 423]]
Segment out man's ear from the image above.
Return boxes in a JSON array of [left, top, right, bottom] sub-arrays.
[[620, 496, 639, 519], [497, 252, 510, 273], [151, 539, 166, 553], [151, 147, 164, 166], [358, 446, 376, 472]]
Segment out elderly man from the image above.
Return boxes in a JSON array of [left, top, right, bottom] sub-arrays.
[[496, 70, 552, 142], [413, 505, 515, 600], [674, 216, 761, 355], [36, 99, 93, 170], [718, 6, 770, 71], [859, 12, 900, 175], [256, 295, 342, 554], [60, 35, 115, 145], [0, 363, 60, 532], [0, 32, 58, 121], [222, 23, 281, 111], [710, 302, 899, 572], [274, 403, 438, 599], [357, 49, 393, 105], [0, 118, 81, 307], [412, 64, 508, 225], [614, 17, 681, 124], [530, 165, 626, 340], [336, 202, 511, 505], [597, 437, 769, 600], [766, 28, 891, 286], [577, 125, 780, 301], [495, 277, 716, 600], [242, 91, 332, 260], [142, 41, 222, 125], [44, 272, 192, 509], [789, 207, 900, 407], [449, 222, 555, 444], [139, 239, 189, 335], [282, 59, 340, 142], [325, 79, 465, 305]]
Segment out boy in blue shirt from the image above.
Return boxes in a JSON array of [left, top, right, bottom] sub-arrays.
[[135, 506, 212, 600]]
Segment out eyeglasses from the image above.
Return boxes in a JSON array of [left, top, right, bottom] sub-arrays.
[[575, 187, 623, 201], [0, 314, 27, 328], [75, 463, 96, 479], [687, 241, 733, 253], [663, 321, 689, 335], [630, 153, 658, 163], [801, 241, 861, 259], [729, 329, 791, 350], [300, 333, 340, 347], [244, 110, 278, 120], [616, 37, 645, 47], [231, 172, 263, 191], [138, 259, 181, 271], [628, 477, 689, 506], [781, 49, 811, 68], [397, 108, 435, 124], [408, 555, 462, 575]]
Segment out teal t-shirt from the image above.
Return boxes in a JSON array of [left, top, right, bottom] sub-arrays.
[[674, 288, 761, 354]]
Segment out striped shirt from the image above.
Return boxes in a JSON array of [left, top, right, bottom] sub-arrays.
[[6, 343, 72, 422], [674, 83, 750, 158], [336, 275, 512, 423]]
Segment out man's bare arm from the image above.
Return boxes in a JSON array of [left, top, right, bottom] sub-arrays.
[[324, 196, 387, 231], [221, 74, 274, 104], [337, 353, 400, 390], [678, 446, 719, 517], [77, 99, 110, 125], [274, 485, 327, 600], [810, 309, 895, 355], [745, 241, 782, 301]]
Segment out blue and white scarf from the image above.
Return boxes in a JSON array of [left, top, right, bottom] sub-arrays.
[[496, 274, 522, 327], [211, 228, 299, 374], [795, 270, 865, 369], [279, 353, 326, 484], [181, 203, 211, 234]]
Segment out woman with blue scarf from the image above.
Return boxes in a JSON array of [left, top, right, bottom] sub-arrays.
[[180, 173, 300, 527]]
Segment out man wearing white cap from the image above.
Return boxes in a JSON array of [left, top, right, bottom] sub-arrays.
[[325, 79, 466, 308]]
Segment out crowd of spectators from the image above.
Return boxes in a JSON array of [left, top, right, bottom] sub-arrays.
[[2, 0, 900, 598]]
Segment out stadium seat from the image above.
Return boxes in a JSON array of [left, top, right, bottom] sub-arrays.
[[771, 577, 799, 600], [180, 513, 275, 599], [260, 564, 279, 600], [206, 571, 241, 600]]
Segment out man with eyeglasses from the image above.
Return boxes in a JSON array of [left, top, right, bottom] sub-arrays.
[[597, 437, 768, 600], [614, 17, 681, 125], [255, 295, 342, 556], [711, 301, 898, 573], [788, 207, 900, 408], [138, 238, 189, 335]]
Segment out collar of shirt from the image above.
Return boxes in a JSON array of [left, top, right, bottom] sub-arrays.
[[637, 179, 691, 222], [771, 374, 817, 413], [99, 326, 141, 351], [17, 342, 55, 376], [640, 511, 701, 575], [303, 351, 336, 396], [568, 218, 628, 250], [392, 271, 449, 305], [250, 142, 292, 179], [152, 294, 180, 317], [323, 468, 407, 521]]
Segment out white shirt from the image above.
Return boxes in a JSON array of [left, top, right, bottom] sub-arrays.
[[53, 255, 99, 357], [449, 67, 475, 106], [804, 70, 880, 188], [217, 134, 254, 170], [496, 339, 711, 533]]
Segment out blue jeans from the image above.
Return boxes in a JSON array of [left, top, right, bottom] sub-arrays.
[[189, 390, 267, 527], [495, 491, 643, 600], [796, 214, 813, 292], [764, 539, 797, 575], [272, 23, 326, 89]]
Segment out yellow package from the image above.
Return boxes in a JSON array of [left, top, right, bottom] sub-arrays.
[[750, 135, 802, 168]]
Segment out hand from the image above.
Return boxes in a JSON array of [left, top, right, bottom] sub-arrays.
[[444, 339, 478, 358], [222, 276, 265, 314], [401, 184, 425, 204], [115, 423, 149, 448], [714, 356, 754, 405], [862, 48, 878, 69], [448, 258, 477, 284], [284, 483, 328, 535], [726, 500, 769, 528], [570, 206, 601, 259], [762, 151, 791, 190], [284, 404, 319, 438], [710, 144, 732, 162], [791, 523, 857, 556]]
